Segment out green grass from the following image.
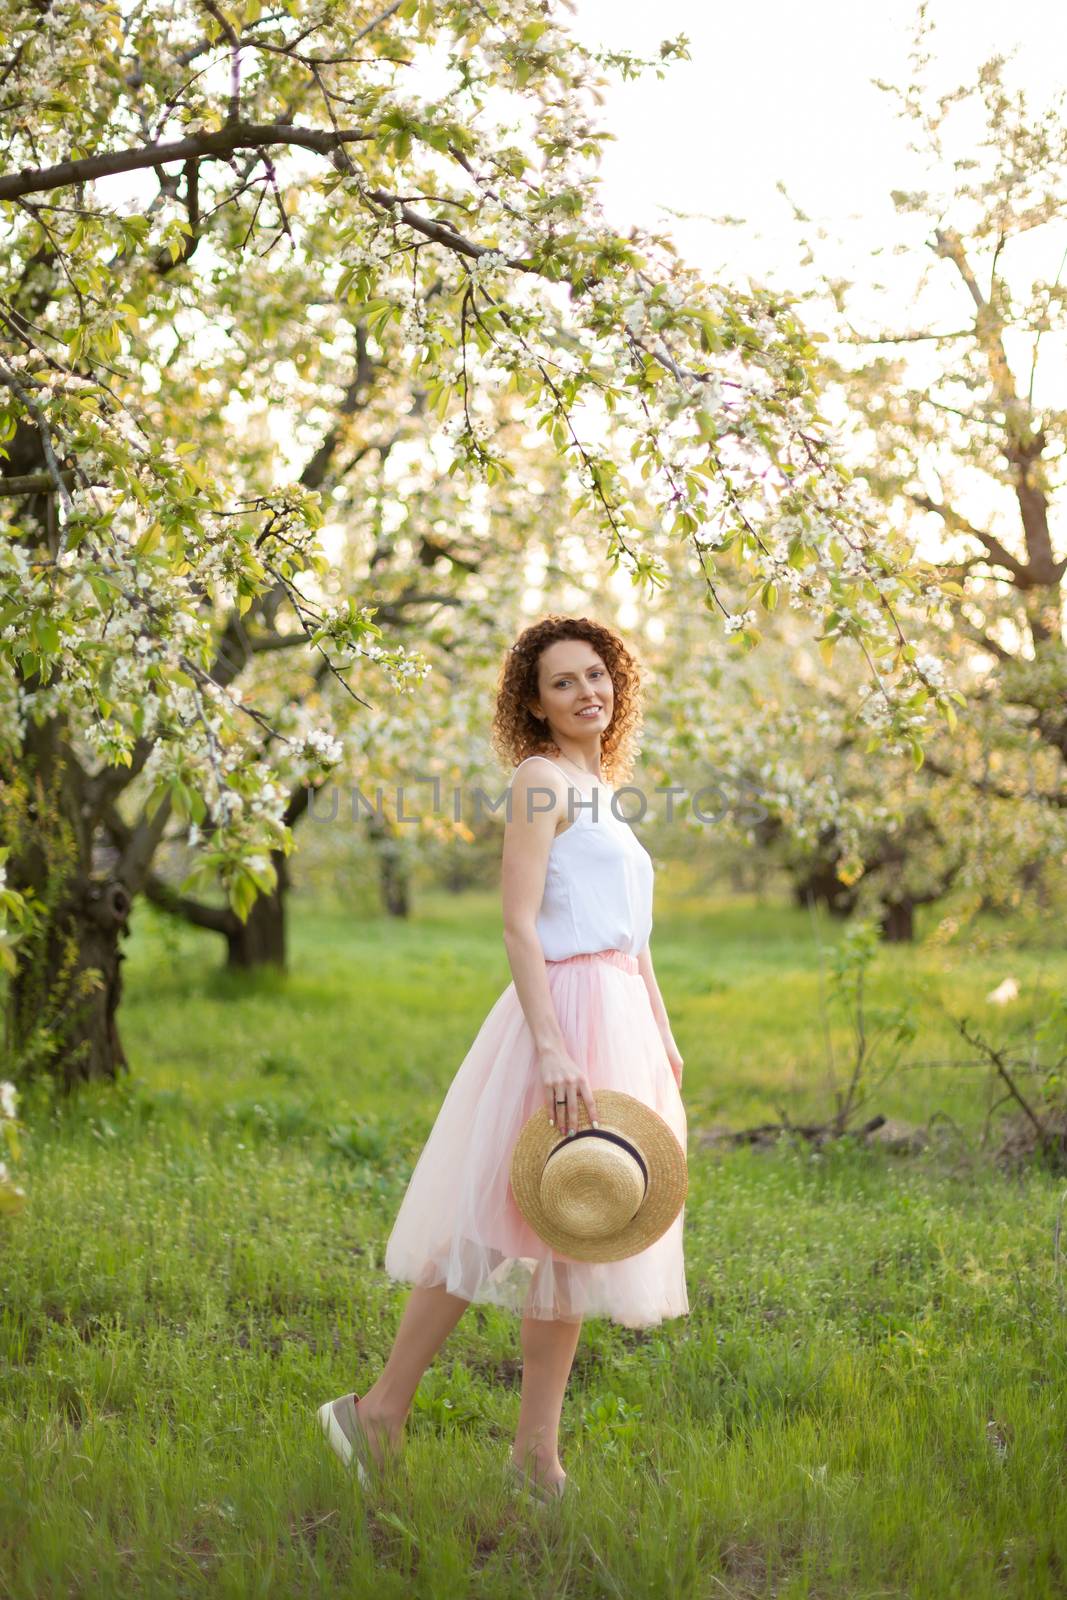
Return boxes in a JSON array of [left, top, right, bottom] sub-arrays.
[[2, 886, 1066, 1597]]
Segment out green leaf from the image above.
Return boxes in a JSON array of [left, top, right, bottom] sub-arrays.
[[245, 858, 277, 894], [144, 783, 170, 825], [229, 870, 257, 925], [170, 780, 192, 820], [134, 522, 162, 556], [35, 620, 60, 655]]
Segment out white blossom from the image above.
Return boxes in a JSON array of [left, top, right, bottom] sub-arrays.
[[914, 652, 946, 687], [303, 728, 343, 765]]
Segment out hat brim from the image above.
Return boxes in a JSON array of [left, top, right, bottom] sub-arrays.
[[509, 1089, 687, 1263]]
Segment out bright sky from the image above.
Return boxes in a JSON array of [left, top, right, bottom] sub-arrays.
[[568, 0, 1067, 294]]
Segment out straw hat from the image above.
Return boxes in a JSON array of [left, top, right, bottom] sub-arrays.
[[509, 1089, 687, 1263]]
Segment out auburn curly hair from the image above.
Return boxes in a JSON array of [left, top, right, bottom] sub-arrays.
[[489, 615, 645, 786]]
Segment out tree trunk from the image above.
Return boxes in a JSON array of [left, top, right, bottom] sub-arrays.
[[791, 861, 859, 918], [364, 810, 409, 917], [878, 899, 915, 943], [2, 337, 386, 1073], [379, 835, 410, 917], [6, 873, 133, 1088], [4, 727, 133, 1087], [224, 848, 290, 969]]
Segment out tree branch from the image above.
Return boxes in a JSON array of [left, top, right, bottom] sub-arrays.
[[101, 791, 175, 896], [838, 327, 974, 346], [932, 227, 1061, 586], [352, 0, 404, 43], [0, 468, 78, 496], [0, 122, 373, 202], [247, 629, 309, 652], [0, 362, 74, 533], [200, 1, 242, 124], [100, 796, 231, 928], [920, 752, 1067, 809], [932, 227, 988, 315], [952, 615, 1016, 665], [907, 492, 1031, 587], [156, 156, 201, 274], [142, 868, 237, 931]]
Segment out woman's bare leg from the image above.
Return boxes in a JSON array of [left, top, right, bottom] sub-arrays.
[[354, 1283, 471, 1463], [511, 1312, 583, 1487]]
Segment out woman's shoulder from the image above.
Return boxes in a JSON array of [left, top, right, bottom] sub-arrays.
[[509, 754, 566, 787], [506, 757, 571, 845]]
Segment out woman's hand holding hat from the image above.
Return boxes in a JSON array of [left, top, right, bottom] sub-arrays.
[[535, 1042, 597, 1136]]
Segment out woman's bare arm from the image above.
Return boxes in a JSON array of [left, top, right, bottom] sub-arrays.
[[637, 939, 670, 1034], [638, 938, 685, 1087], [501, 759, 596, 1131]]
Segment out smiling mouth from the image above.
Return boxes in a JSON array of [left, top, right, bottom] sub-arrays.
[[575, 706, 602, 717]]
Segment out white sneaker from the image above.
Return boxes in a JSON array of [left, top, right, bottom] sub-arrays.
[[317, 1392, 370, 1487]]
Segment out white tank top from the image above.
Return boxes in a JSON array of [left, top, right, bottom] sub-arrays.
[[509, 756, 654, 960]]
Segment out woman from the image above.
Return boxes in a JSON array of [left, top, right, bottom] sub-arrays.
[[318, 615, 688, 1501]]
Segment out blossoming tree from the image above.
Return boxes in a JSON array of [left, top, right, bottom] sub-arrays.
[[753, 33, 1067, 932], [131, 407, 583, 966], [0, 0, 956, 1083]]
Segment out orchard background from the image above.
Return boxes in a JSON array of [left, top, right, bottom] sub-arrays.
[[1, 1, 1065, 1594]]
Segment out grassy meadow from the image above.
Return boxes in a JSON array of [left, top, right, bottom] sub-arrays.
[[2, 876, 1066, 1598]]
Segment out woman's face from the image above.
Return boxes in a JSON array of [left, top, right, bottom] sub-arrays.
[[529, 639, 614, 748]]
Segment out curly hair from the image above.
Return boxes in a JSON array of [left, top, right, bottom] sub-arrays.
[[489, 615, 645, 786]]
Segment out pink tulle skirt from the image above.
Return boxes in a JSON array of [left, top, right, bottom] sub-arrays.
[[383, 948, 689, 1329]]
